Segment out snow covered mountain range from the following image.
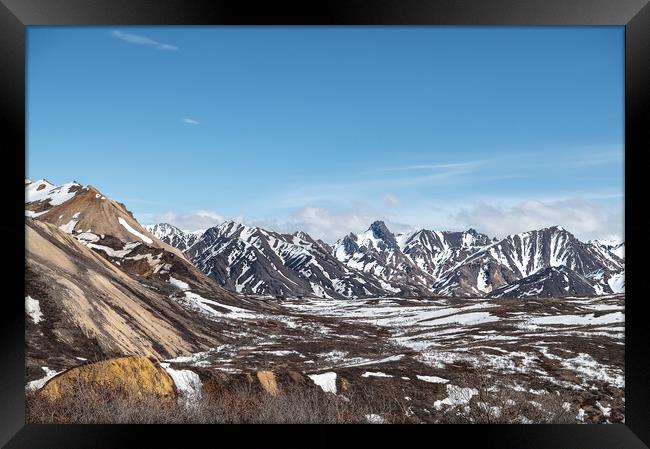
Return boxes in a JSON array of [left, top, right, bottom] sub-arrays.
[[147, 220, 625, 300], [24, 177, 623, 301]]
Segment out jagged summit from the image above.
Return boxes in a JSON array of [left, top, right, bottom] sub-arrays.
[[368, 220, 397, 248], [369, 220, 388, 232], [146, 223, 203, 252]]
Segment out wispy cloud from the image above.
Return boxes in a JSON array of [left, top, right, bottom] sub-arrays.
[[272, 159, 481, 207], [111, 30, 178, 51], [182, 117, 200, 125], [383, 193, 400, 206], [384, 161, 483, 172]]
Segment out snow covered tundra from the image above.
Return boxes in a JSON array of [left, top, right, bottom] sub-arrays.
[[150, 293, 624, 423]]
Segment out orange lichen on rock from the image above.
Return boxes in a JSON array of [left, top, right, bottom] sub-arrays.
[[39, 356, 176, 402]]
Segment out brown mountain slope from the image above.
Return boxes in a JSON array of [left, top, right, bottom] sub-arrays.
[[34, 184, 186, 258], [25, 217, 240, 382], [26, 180, 235, 293]]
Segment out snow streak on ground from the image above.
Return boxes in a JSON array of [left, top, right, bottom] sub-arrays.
[[165, 293, 623, 401]]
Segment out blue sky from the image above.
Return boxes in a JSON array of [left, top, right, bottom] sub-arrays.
[[27, 26, 624, 242]]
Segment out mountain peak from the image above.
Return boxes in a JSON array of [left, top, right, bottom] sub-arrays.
[[369, 220, 390, 236], [368, 220, 397, 249], [146, 222, 183, 235], [512, 225, 574, 240], [217, 220, 243, 231], [542, 225, 577, 239]]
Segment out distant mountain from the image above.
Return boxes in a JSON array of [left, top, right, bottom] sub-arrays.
[[25, 178, 625, 301], [153, 218, 624, 299], [331, 221, 437, 293], [183, 221, 392, 298], [332, 221, 493, 289], [590, 239, 625, 262], [433, 226, 624, 297], [400, 228, 494, 279], [146, 223, 204, 252]]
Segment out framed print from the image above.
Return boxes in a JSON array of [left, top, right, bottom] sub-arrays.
[[1, 0, 648, 447]]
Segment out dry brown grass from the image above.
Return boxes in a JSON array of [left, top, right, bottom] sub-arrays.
[[26, 368, 578, 424], [27, 376, 379, 424]]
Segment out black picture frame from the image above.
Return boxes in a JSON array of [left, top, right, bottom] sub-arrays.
[[2, 0, 648, 447]]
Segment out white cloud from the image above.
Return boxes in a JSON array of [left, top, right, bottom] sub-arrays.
[[453, 198, 623, 242], [111, 30, 178, 51], [383, 193, 399, 206], [182, 118, 200, 125], [142, 210, 225, 231], [292, 207, 376, 242]]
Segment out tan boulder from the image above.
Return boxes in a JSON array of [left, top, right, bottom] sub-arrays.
[[40, 356, 176, 402], [256, 370, 279, 396]]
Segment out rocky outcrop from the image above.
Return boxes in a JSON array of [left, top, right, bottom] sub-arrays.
[[39, 356, 176, 401], [256, 370, 279, 396]]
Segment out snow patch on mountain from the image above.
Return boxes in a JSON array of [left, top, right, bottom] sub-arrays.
[[26, 180, 81, 207]]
